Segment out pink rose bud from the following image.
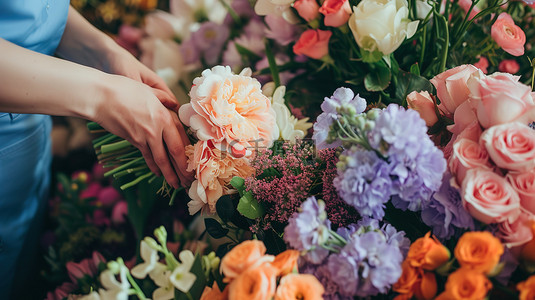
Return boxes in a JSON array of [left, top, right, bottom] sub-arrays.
[[498, 59, 520, 74], [112, 201, 129, 224], [491, 13, 526, 56], [495, 212, 534, 248], [97, 186, 122, 207], [473, 56, 489, 74], [458, 0, 480, 20], [319, 0, 351, 27], [293, 29, 332, 59], [293, 0, 320, 22], [407, 91, 439, 127], [430, 64, 479, 116]]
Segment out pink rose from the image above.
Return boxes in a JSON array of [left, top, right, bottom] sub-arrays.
[[498, 59, 520, 74], [495, 212, 534, 248], [447, 101, 478, 137], [491, 13, 526, 56], [430, 64, 479, 115], [467, 71, 535, 128], [179, 66, 278, 153], [115, 25, 143, 56], [473, 57, 489, 74], [458, 0, 480, 20], [481, 122, 535, 172], [293, 29, 332, 59], [461, 167, 521, 224], [407, 91, 439, 127], [319, 0, 351, 27], [293, 0, 320, 22], [112, 200, 128, 224], [507, 170, 535, 214], [449, 138, 490, 186], [97, 186, 122, 207]]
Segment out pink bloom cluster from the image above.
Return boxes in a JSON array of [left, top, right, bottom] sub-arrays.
[[245, 142, 358, 231], [408, 64, 535, 250]]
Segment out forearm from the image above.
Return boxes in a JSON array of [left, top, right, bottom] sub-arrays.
[[0, 38, 107, 119], [56, 6, 120, 71]]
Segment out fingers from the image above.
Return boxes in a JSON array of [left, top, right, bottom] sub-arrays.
[[138, 145, 161, 177], [148, 134, 181, 189], [153, 87, 178, 111], [162, 125, 192, 187], [141, 67, 179, 107]]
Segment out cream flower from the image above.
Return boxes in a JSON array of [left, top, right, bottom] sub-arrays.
[[150, 263, 175, 300], [131, 241, 159, 279], [264, 84, 312, 142], [170, 251, 197, 293], [170, 0, 228, 25], [98, 265, 130, 300], [348, 0, 419, 56], [179, 65, 278, 155]]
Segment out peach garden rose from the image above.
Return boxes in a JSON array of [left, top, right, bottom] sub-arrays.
[[179, 65, 278, 155], [491, 12, 526, 57]]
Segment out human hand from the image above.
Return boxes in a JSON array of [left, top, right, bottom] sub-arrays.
[[93, 74, 193, 189]]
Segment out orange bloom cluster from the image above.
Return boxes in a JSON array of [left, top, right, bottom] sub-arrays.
[[436, 231, 503, 300], [517, 275, 535, 300], [201, 240, 325, 300], [394, 232, 450, 300]]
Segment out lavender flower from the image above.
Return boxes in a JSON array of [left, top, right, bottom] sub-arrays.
[[327, 230, 404, 298], [334, 149, 392, 220], [264, 15, 301, 46], [420, 172, 476, 240], [313, 88, 367, 150], [190, 22, 229, 65], [284, 197, 331, 264], [369, 104, 447, 211]]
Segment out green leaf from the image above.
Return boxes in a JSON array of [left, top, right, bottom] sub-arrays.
[[204, 218, 229, 239], [237, 191, 265, 219], [410, 63, 421, 76], [360, 48, 383, 63], [230, 176, 245, 195], [235, 43, 262, 61], [394, 70, 434, 106], [364, 65, 391, 91], [215, 195, 236, 223]]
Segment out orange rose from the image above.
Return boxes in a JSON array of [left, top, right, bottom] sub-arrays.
[[517, 275, 535, 300], [406, 232, 450, 271], [200, 282, 229, 300], [220, 240, 269, 280], [436, 268, 492, 300], [521, 222, 535, 263], [272, 250, 300, 276], [393, 261, 437, 300], [228, 263, 278, 300], [454, 231, 504, 274], [274, 273, 324, 300]]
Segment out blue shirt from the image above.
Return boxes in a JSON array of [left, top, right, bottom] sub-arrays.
[[0, 1, 69, 298]]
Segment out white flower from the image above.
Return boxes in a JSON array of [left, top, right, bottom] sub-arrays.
[[169, 250, 197, 293], [131, 241, 159, 279], [149, 263, 175, 300], [170, 0, 228, 25], [415, 0, 432, 19], [254, 0, 300, 24], [348, 0, 419, 56], [98, 265, 130, 300], [267, 85, 312, 142], [139, 38, 183, 87]]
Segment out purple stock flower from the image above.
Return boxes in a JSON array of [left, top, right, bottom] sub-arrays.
[[420, 172, 476, 240], [369, 104, 447, 211], [284, 197, 331, 264], [334, 149, 392, 220], [327, 230, 404, 298], [313, 88, 367, 150]]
